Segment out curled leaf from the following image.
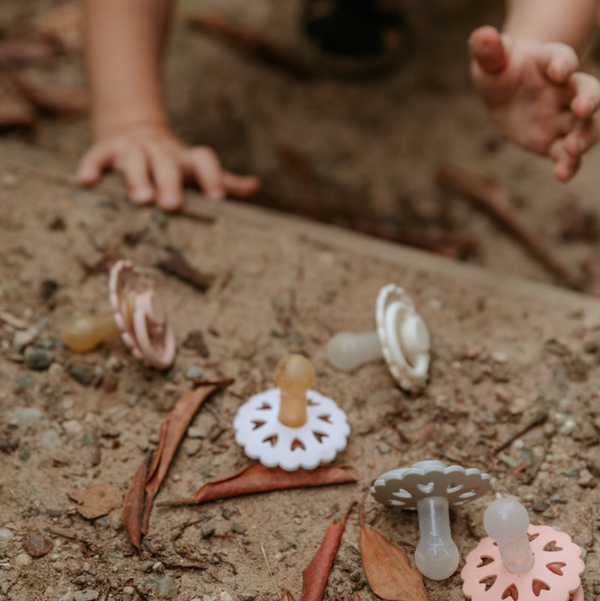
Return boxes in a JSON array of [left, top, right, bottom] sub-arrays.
[[302, 504, 354, 601], [158, 463, 358, 506], [142, 380, 231, 532], [121, 451, 152, 551], [359, 506, 429, 601]]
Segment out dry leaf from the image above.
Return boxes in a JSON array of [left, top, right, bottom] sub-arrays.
[[30, 1, 84, 51], [158, 463, 358, 506], [6, 71, 89, 116], [157, 251, 215, 292], [359, 506, 429, 601], [0, 39, 58, 66], [121, 452, 152, 552], [142, 379, 231, 532], [302, 505, 354, 601], [69, 483, 123, 520]]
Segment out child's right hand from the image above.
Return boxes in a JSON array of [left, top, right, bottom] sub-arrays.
[[77, 121, 260, 212]]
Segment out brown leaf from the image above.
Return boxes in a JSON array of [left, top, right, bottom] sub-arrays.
[[6, 71, 89, 116], [358, 505, 429, 601], [69, 483, 123, 520], [142, 380, 231, 532], [30, 1, 84, 51], [121, 452, 152, 552], [158, 463, 358, 506], [23, 533, 53, 558], [302, 505, 354, 601], [157, 251, 215, 292], [0, 39, 58, 66]]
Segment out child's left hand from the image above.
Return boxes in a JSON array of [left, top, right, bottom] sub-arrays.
[[470, 25, 600, 182]]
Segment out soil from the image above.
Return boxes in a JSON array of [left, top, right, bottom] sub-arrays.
[[1, 1, 600, 600], [0, 161, 599, 601]]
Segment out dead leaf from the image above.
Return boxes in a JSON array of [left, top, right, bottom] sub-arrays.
[[0, 38, 58, 66], [30, 1, 84, 51], [69, 483, 123, 520], [6, 71, 89, 116], [23, 533, 53, 558], [142, 379, 231, 532], [358, 505, 429, 601], [158, 463, 358, 506], [157, 251, 215, 292], [122, 452, 152, 552], [303, 504, 354, 601]]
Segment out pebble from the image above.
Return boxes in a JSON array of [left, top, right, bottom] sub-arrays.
[[188, 426, 208, 439], [19, 443, 30, 462], [62, 420, 83, 436], [24, 349, 54, 371], [201, 523, 216, 539], [123, 586, 135, 595], [69, 365, 93, 387], [184, 439, 202, 456], [39, 429, 62, 448], [238, 595, 255, 601], [185, 366, 204, 380], [492, 351, 508, 363], [559, 419, 576, 436], [155, 575, 178, 598], [23, 533, 53, 558], [220, 593, 233, 601], [13, 328, 38, 351], [74, 592, 99, 601], [378, 442, 391, 454], [11, 407, 44, 424], [139, 560, 155, 572], [578, 469, 598, 488], [15, 553, 32, 567], [0, 529, 14, 540], [15, 373, 35, 389], [532, 500, 549, 513], [59, 591, 74, 601]]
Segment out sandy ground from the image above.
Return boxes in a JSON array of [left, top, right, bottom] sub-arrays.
[[2, 0, 600, 288], [0, 161, 599, 601]]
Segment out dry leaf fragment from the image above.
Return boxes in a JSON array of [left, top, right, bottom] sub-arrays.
[[121, 452, 152, 552], [142, 380, 231, 532], [359, 505, 429, 601], [157, 251, 215, 292], [6, 71, 89, 116], [30, 1, 84, 51], [302, 505, 354, 601], [69, 483, 123, 520], [159, 463, 358, 506]]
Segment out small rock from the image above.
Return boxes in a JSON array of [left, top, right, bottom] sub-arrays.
[[185, 366, 204, 380], [220, 593, 233, 601], [15, 373, 35, 389], [184, 439, 202, 456], [155, 575, 177, 598], [232, 522, 247, 535], [578, 469, 598, 488], [492, 351, 508, 363], [14, 553, 32, 567], [23, 533, 53, 558], [13, 328, 37, 351], [62, 420, 83, 436], [139, 560, 155, 572], [238, 595, 255, 601], [19, 443, 30, 462], [74, 592, 99, 601], [0, 529, 14, 541], [378, 442, 391, 454], [532, 500, 549, 513], [188, 427, 207, 439], [152, 561, 165, 573], [12, 407, 44, 424], [24, 348, 54, 371], [59, 590, 74, 601], [69, 365, 93, 387], [201, 523, 215, 539], [39, 429, 62, 448], [123, 586, 135, 595]]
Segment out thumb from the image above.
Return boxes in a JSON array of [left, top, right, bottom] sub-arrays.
[[469, 26, 508, 73]]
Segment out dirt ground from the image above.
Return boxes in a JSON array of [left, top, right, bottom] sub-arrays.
[[0, 161, 599, 601], [2, 0, 600, 287]]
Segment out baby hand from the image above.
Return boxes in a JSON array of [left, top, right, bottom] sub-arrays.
[[470, 26, 600, 182], [77, 122, 259, 211]]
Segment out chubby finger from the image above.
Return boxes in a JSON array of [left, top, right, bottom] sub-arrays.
[[186, 147, 226, 200], [564, 120, 598, 157], [149, 151, 183, 212], [469, 26, 508, 73], [116, 148, 154, 205], [77, 145, 112, 186], [549, 138, 581, 182], [536, 42, 578, 84], [223, 172, 261, 198], [568, 72, 600, 119]]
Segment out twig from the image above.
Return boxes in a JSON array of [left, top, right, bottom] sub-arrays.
[[187, 12, 317, 80], [494, 411, 548, 454], [260, 540, 280, 598], [436, 163, 582, 288], [465, 514, 480, 540]]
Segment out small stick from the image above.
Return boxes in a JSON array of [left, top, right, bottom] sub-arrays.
[[494, 411, 548, 454], [187, 12, 317, 80], [260, 540, 281, 598], [437, 163, 582, 288]]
